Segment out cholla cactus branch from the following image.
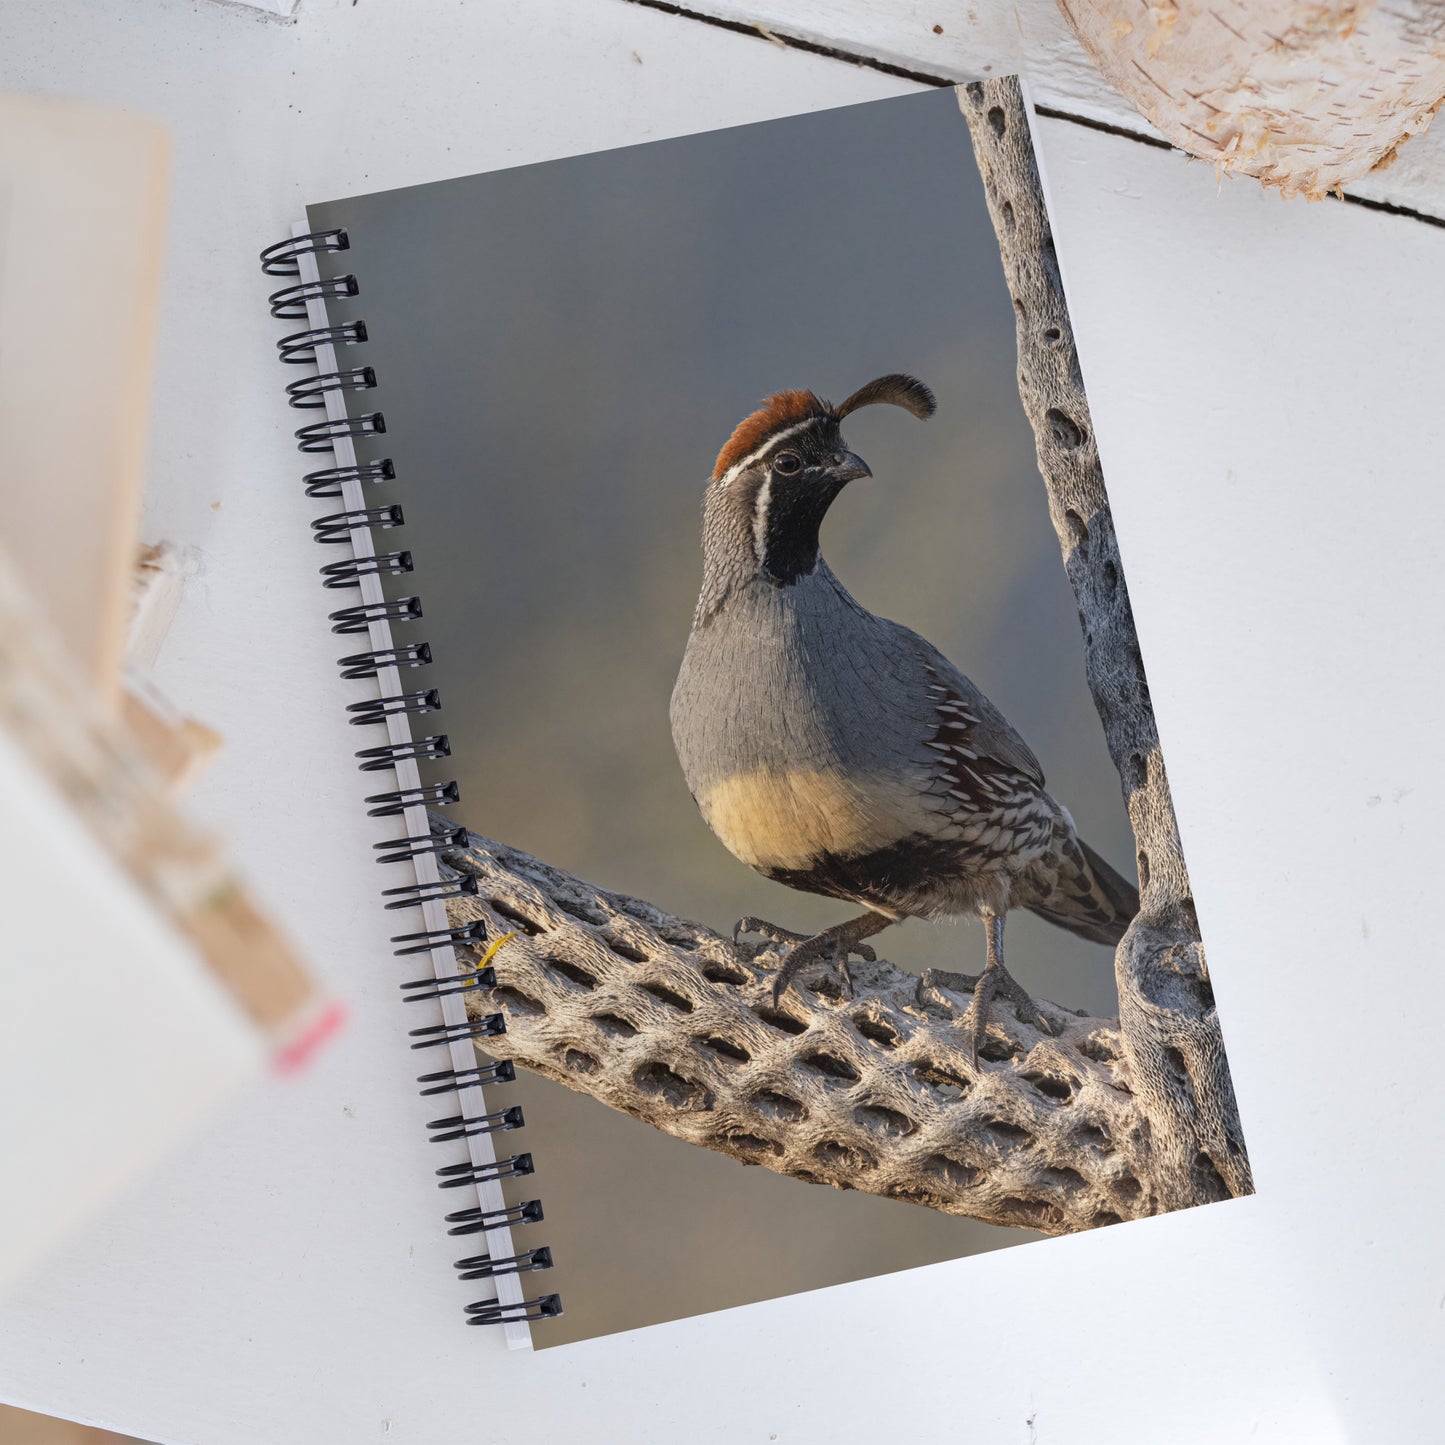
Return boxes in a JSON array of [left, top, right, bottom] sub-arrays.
[[958, 76, 1251, 1206], [446, 830, 1150, 1234]]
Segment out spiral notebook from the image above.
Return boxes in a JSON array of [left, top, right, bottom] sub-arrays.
[[260, 82, 1248, 1350]]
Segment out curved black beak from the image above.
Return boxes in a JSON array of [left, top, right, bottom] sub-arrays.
[[832, 450, 872, 483]]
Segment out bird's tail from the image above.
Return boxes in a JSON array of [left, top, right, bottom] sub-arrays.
[[1027, 824, 1140, 947]]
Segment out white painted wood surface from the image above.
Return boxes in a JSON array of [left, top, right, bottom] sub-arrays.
[[681, 0, 1445, 219], [0, 1, 1441, 1442]]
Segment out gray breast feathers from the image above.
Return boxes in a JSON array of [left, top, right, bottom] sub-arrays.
[[670, 565, 1050, 876]]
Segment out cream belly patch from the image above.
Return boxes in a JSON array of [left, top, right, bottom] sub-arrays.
[[698, 766, 919, 872]]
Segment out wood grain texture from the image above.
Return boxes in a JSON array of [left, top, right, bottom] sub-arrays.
[[1057, 0, 1445, 198]]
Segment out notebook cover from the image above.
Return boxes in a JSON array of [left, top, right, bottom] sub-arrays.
[[295, 83, 1248, 1347]]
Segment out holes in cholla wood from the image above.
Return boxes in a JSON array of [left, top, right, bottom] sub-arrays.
[[544, 956, 598, 991], [697, 1035, 750, 1065], [632, 1060, 713, 1112], [752, 1005, 807, 1036], [1021, 1072, 1078, 1105], [983, 1120, 1034, 1150], [638, 981, 694, 1014], [852, 1013, 900, 1049], [978, 1035, 1024, 1063], [1074, 1124, 1113, 1154], [998, 1197, 1064, 1231], [853, 1105, 916, 1138], [1040, 1166, 1088, 1196], [1042, 234, 1059, 286], [753, 1089, 806, 1123], [1123, 749, 1148, 791], [591, 1013, 639, 1039], [912, 1063, 969, 1102], [486, 898, 544, 936], [1064, 507, 1089, 558], [491, 986, 545, 1016], [700, 959, 750, 987], [1045, 407, 1085, 450], [800, 1051, 859, 1085], [919, 1154, 982, 1191], [811, 1140, 875, 1178], [604, 936, 648, 964]]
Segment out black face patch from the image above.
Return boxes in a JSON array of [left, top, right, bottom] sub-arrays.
[[752, 420, 851, 585]]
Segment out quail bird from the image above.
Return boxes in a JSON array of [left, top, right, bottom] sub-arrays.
[[669, 375, 1139, 1062]]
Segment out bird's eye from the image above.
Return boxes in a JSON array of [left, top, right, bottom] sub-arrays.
[[773, 451, 802, 476]]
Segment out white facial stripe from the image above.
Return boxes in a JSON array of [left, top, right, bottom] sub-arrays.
[[718, 417, 823, 489], [751, 474, 773, 564]]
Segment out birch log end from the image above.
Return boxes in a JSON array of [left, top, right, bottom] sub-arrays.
[[1056, 0, 1445, 197]]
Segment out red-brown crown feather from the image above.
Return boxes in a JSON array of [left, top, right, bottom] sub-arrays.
[[711, 389, 828, 481]]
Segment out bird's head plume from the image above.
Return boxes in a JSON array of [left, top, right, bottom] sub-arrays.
[[701, 374, 936, 591], [710, 374, 936, 486]]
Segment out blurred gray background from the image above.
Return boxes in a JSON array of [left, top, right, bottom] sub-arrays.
[[310, 87, 1134, 1348]]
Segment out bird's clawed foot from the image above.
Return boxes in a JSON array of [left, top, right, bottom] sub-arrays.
[[732, 917, 811, 951], [733, 913, 889, 1008], [915, 961, 1054, 1068]]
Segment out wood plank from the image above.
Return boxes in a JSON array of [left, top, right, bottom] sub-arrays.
[[637, 0, 1445, 221]]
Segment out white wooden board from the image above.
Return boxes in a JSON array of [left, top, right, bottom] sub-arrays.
[[670, 0, 1445, 221]]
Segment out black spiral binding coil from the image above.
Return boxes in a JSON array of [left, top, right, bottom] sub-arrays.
[[286, 367, 377, 409], [296, 411, 387, 454], [354, 734, 449, 771], [312, 505, 405, 543], [305, 459, 394, 498], [279, 321, 369, 366], [329, 596, 423, 635], [444, 1193, 539, 1235], [261, 227, 557, 1331], [364, 778, 457, 815], [399, 960, 495, 1003], [418, 1058, 516, 1098]]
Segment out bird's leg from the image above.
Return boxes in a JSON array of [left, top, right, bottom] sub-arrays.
[[735, 912, 894, 1007], [916, 912, 1052, 1066]]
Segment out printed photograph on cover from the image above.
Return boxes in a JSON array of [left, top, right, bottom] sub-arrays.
[[306, 81, 1250, 1347]]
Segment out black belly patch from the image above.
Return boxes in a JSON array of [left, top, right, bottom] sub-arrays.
[[761, 834, 971, 913]]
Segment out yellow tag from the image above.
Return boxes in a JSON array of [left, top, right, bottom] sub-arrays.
[[477, 929, 520, 972]]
